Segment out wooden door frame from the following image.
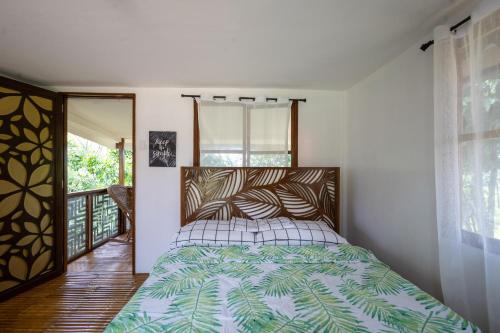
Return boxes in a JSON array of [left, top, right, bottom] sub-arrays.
[[62, 92, 136, 274]]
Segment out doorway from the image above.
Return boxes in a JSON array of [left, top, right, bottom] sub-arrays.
[[63, 93, 136, 274]]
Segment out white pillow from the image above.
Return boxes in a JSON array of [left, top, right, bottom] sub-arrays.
[[172, 220, 255, 248], [171, 219, 344, 248], [231, 217, 295, 232], [255, 220, 344, 245]]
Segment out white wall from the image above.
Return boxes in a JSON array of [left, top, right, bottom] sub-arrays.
[[56, 47, 442, 301], [345, 41, 442, 298], [56, 86, 347, 272]]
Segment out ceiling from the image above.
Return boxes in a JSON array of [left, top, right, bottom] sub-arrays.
[[67, 98, 132, 149], [0, 0, 471, 89]]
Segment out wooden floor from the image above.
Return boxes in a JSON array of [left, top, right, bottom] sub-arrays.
[[0, 236, 148, 333]]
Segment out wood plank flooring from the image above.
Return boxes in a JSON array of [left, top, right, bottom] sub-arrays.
[[0, 237, 147, 333]]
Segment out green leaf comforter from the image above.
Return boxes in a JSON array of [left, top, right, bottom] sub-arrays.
[[105, 244, 479, 333]]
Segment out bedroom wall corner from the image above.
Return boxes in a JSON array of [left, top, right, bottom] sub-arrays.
[[345, 38, 443, 299]]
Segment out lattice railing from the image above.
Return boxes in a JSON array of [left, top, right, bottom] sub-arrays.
[[67, 188, 122, 261], [67, 195, 87, 259], [92, 193, 120, 246]]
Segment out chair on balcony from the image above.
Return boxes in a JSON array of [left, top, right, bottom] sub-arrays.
[[107, 185, 134, 242]]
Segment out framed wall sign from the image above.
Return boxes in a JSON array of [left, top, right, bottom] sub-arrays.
[[149, 131, 176, 167]]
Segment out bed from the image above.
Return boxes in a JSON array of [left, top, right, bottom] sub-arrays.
[[105, 167, 479, 333]]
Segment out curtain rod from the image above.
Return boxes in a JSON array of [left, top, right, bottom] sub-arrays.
[[420, 16, 471, 51], [181, 94, 306, 102]]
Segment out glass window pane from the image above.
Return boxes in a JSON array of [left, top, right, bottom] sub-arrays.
[[461, 78, 500, 135], [201, 152, 243, 167], [460, 138, 500, 239], [250, 154, 291, 167]]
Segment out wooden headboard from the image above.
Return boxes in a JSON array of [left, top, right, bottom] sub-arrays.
[[180, 167, 340, 233]]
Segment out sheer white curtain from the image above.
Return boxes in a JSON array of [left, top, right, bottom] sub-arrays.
[[198, 96, 291, 167], [434, 2, 500, 332]]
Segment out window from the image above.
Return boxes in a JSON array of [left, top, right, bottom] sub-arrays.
[[456, 27, 500, 241], [193, 98, 298, 167]]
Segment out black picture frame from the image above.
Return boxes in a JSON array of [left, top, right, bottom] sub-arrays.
[[149, 131, 176, 167]]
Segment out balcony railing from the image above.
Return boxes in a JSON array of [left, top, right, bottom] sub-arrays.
[[67, 188, 125, 261]]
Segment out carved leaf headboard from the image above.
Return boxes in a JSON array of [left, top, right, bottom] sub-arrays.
[[180, 167, 340, 233]]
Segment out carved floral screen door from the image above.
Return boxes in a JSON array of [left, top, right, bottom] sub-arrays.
[[0, 76, 64, 300]]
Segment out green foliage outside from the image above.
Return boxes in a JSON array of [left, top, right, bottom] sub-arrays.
[[461, 79, 500, 238], [68, 133, 132, 193]]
